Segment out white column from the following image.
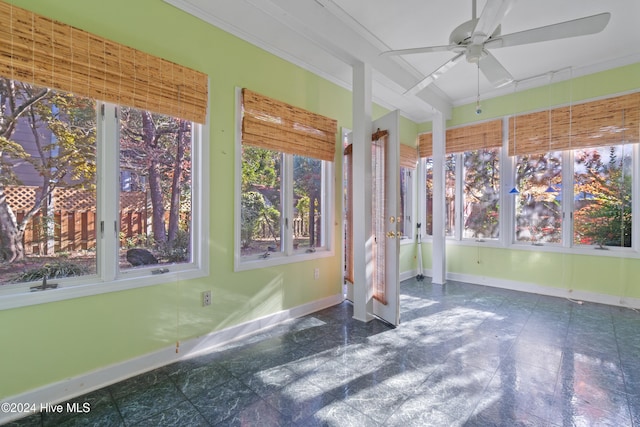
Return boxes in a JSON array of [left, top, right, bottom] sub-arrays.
[[352, 62, 374, 322], [431, 111, 447, 285]]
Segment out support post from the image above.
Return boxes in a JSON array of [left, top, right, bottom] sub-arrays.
[[431, 111, 447, 285]]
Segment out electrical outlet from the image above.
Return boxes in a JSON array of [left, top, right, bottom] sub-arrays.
[[202, 290, 211, 306], [314, 268, 320, 280]]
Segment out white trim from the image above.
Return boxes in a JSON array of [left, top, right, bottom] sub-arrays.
[[415, 269, 640, 310], [0, 292, 344, 425], [400, 269, 417, 282]]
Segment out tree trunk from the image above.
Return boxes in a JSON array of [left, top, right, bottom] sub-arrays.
[[168, 120, 187, 242], [141, 112, 167, 245], [0, 189, 24, 262]]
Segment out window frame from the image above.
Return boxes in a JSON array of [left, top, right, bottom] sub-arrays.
[[234, 88, 335, 272], [461, 147, 502, 242], [399, 166, 416, 243], [420, 150, 503, 247], [419, 110, 639, 259], [509, 142, 638, 255], [0, 100, 210, 310]]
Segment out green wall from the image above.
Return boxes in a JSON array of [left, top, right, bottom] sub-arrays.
[[449, 62, 640, 126], [0, 0, 351, 399], [415, 243, 640, 301]]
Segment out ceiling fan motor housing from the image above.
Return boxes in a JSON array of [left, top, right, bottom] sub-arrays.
[[450, 18, 500, 63]]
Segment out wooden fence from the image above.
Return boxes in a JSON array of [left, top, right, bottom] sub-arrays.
[[254, 214, 320, 240], [4, 186, 148, 255]]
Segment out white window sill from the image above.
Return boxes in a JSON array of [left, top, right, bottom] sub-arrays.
[[235, 248, 334, 272], [0, 266, 208, 311]]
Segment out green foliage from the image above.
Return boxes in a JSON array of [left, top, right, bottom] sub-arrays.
[[463, 149, 500, 238], [120, 233, 154, 249], [296, 195, 310, 219], [241, 191, 280, 248], [13, 260, 89, 283], [241, 147, 279, 193], [157, 229, 190, 263], [574, 147, 632, 247]]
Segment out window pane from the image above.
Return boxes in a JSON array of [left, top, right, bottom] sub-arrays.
[[0, 78, 97, 285], [119, 107, 193, 270], [240, 147, 282, 258], [574, 145, 632, 248], [424, 155, 456, 237], [399, 167, 412, 239], [425, 158, 433, 236], [514, 152, 562, 244], [293, 155, 324, 253], [445, 154, 456, 238], [463, 148, 500, 239]]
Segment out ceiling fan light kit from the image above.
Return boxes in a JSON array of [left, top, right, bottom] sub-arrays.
[[382, 0, 611, 97]]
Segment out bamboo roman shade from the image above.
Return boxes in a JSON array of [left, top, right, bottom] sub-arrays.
[[418, 132, 433, 158], [0, 1, 208, 124], [400, 144, 418, 169], [509, 92, 640, 156], [241, 88, 338, 162], [418, 119, 502, 157]]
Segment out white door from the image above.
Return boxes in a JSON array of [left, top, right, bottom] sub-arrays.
[[371, 111, 400, 326]]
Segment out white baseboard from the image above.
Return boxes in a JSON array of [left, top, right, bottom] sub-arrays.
[[410, 267, 640, 309], [446, 272, 640, 310], [0, 293, 344, 425], [400, 269, 417, 282]]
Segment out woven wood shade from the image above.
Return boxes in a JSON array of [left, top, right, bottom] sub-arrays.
[[0, 1, 208, 123], [400, 144, 418, 169], [241, 89, 338, 162], [418, 119, 502, 157], [447, 119, 502, 153], [509, 92, 640, 156], [418, 132, 433, 158]]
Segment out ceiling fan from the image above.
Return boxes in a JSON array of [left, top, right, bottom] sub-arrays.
[[381, 0, 611, 96]]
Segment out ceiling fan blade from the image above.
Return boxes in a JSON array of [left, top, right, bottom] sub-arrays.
[[479, 51, 513, 87], [380, 44, 457, 56], [404, 52, 465, 96], [472, 0, 515, 44], [485, 12, 611, 49]]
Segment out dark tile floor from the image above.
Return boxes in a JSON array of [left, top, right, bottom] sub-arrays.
[[6, 278, 640, 426]]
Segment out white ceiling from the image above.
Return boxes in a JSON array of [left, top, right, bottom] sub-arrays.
[[165, 0, 640, 122]]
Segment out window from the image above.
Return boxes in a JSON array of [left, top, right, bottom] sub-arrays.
[[0, 80, 97, 281], [573, 145, 632, 248], [118, 107, 195, 271], [463, 148, 500, 240], [399, 144, 417, 240], [239, 149, 329, 259], [420, 120, 502, 241], [0, 79, 205, 296], [514, 152, 563, 244], [423, 154, 457, 237], [509, 91, 639, 250], [0, 3, 208, 305], [237, 89, 336, 269], [399, 167, 414, 240]]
